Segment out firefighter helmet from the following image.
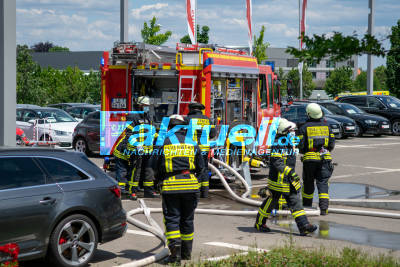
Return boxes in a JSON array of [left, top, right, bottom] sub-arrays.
[[306, 103, 323, 119], [169, 114, 187, 127], [137, 96, 150, 106], [277, 118, 296, 135], [188, 102, 205, 111]]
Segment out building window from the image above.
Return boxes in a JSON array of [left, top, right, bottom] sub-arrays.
[[326, 60, 335, 68], [287, 59, 299, 68], [312, 72, 317, 79], [347, 60, 354, 68], [326, 72, 331, 78], [309, 61, 317, 68]]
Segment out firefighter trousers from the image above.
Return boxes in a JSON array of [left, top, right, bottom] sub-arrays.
[[302, 160, 332, 210], [162, 193, 198, 258], [128, 154, 155, 194], [255, 189, 309, 230], [115, 157, 131, 189]]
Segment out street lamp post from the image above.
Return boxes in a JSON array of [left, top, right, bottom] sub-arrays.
[[367, 0, 375, 95]]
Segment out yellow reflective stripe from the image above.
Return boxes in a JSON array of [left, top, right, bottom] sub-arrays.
[[292, 210, 306, 218], [189, 155, 195, 170], [270, 153, 282, 158], [162, 185, 200, 192], [298, 135, 303, 139], [283, 166, 292, 175], [181, 233, 194, 240], [324, 137, 329, 147], [201, 181, 209, 186], [302, 189, 314, 199], [143, 181, 154, 186], [128, 181, 139, 187], [113, 149, 130, 160], [292, 181, 301, 191], [118, 182, 126, 186], [330, 134, 335, 138], [319, 193, 329, 199], [258, 197, 272, 225], [166, 230, 181, 240], [165, 157, 173, 172], [268, 179, 290, 187]]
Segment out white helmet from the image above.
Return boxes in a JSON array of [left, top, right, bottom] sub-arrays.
[[306, 103, 323, 119], [277, 118, 296, 134], [137, 96, 150, 106], [169, 114, 185, 122]]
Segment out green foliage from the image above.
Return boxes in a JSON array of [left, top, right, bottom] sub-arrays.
[[253, 26, 269, 64], [277, 67, 287, 96], [49, 46, 69, 52], [285, 65, 315, 98], [141, 17, 172, 45], [16, 44, 100, 106], [286, 32, 386, 64], [31, 41, 54, 52], [324, 66, 354, 97], [353, 66, 387, 92], [180, 25, 210, 44], [188, 246, 400, 266], [386, 20, 400, 97]]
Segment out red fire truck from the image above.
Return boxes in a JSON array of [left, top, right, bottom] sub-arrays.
[[100, 42, 281, 160]]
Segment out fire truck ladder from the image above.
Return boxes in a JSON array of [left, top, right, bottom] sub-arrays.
[[177, 75, 197, 114]]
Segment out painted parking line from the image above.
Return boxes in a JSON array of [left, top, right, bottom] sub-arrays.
[[205, 252, 249, 262], [127, 229, 156, 237], [340, 164, 399, 171], [204, 241, 268, 252], [336, 142, 400, 148], [331, 169, 400, 180]]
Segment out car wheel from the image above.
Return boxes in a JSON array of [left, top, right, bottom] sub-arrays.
[[74, 137, 90, 155], [48, 214, 98, 267], [392, 120, 400, 136], [355, 123, 363, 137]]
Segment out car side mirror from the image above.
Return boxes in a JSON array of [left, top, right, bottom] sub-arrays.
[[28, 119, 36, 124]]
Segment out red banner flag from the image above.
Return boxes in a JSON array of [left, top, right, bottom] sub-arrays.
[[300, 0, 307, 49], [186, 0, 196, 44], [246, 0, 252, 54]]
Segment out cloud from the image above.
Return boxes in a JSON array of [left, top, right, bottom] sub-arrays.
[[131, 3, 170, 19]]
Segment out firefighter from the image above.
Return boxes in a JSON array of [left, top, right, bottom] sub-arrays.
[[149, 114, 207, 264], [127, 96, 159, 199], [298, 103, 335, 215], [186, 102, 216, 198], [254, 118, 317, 236]]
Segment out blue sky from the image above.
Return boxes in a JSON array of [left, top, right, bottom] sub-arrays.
[[16, 0, 400, 69]]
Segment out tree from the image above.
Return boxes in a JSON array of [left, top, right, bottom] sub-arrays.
[[324, 67, 354, 97], [286, 32, 385, 65], [141, 17, 172, 45], [285, 65, 315, 98], [180, 25, 210, 44], [386, 20, 400, 97], [49, 46, 69, 52], [354, 66, 387, 92], [253, 26, 269, 64], [31, 41, 54, 52]]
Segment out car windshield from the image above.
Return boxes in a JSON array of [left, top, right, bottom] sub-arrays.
[[36, 109, 77, 123], [378, 96, 400, 108], [320, 106, 333, 115], [338, 103, 364, 114]]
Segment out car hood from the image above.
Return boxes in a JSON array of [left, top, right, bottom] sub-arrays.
[[325, 114, 355, 124], [325, 117, 340, 125], [36, 122, 79, 133], [349, 113, 388, 122]]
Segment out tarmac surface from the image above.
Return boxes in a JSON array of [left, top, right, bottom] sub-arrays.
[[22, 135, 400, 266]]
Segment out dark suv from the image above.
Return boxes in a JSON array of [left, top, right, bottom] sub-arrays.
[[0, 148, 126, 267], [72, 111, 100, 155], [336, 95, 400, 135]]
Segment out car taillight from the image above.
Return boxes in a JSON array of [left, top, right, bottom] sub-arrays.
[[109, 185, 121, 198]]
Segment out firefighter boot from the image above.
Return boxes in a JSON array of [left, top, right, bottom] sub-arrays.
[[319, 198, 329, 216], [181, 240, 193, 260], [163, 245, 181, 265], [299, 224, 318, 236], [129, 193, 138, 201], [254, 223, 271, 233], [144, 190, 160, 198]]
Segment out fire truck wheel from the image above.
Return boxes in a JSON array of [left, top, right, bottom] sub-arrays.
[[74, 137, 90, 156]]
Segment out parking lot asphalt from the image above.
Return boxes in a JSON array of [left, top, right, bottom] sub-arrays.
[[23, 136, 400, 266], [81, 135, 400, 266]]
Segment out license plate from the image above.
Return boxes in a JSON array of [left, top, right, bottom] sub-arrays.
[[382, 125, 389, 129], [332, 129, 339, 133], [111, 98, 126, 109], [346, 126, 355, 130]]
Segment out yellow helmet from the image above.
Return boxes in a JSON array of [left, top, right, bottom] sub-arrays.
[[306, 103, 323, 119], [277, 118, 296, 134]]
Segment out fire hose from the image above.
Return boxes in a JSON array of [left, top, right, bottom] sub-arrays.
[[117, 160, 400, 267]]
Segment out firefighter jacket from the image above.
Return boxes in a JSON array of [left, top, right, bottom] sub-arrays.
[[298, 118, 335, 162], [268, 142, 301, 193], [151, 129, 207, 194], [113, 112, 152, 160], [186, 110, 216, 152]]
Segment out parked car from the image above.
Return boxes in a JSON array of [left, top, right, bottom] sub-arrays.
[[319, 102, 391, 137], [336, 95, 400, 135], [73, 111, 100, 155], [0, 148, 126, 266], [281, 104, 342, 138], [66, 105, 100, 121], [16, 107, 79, 148], [48, 103, 90, 111], [17, 104, 41, 109], [293, 102, 357, 138]]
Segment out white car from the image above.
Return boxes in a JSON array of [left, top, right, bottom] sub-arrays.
[[16, 107, 79, 148]]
